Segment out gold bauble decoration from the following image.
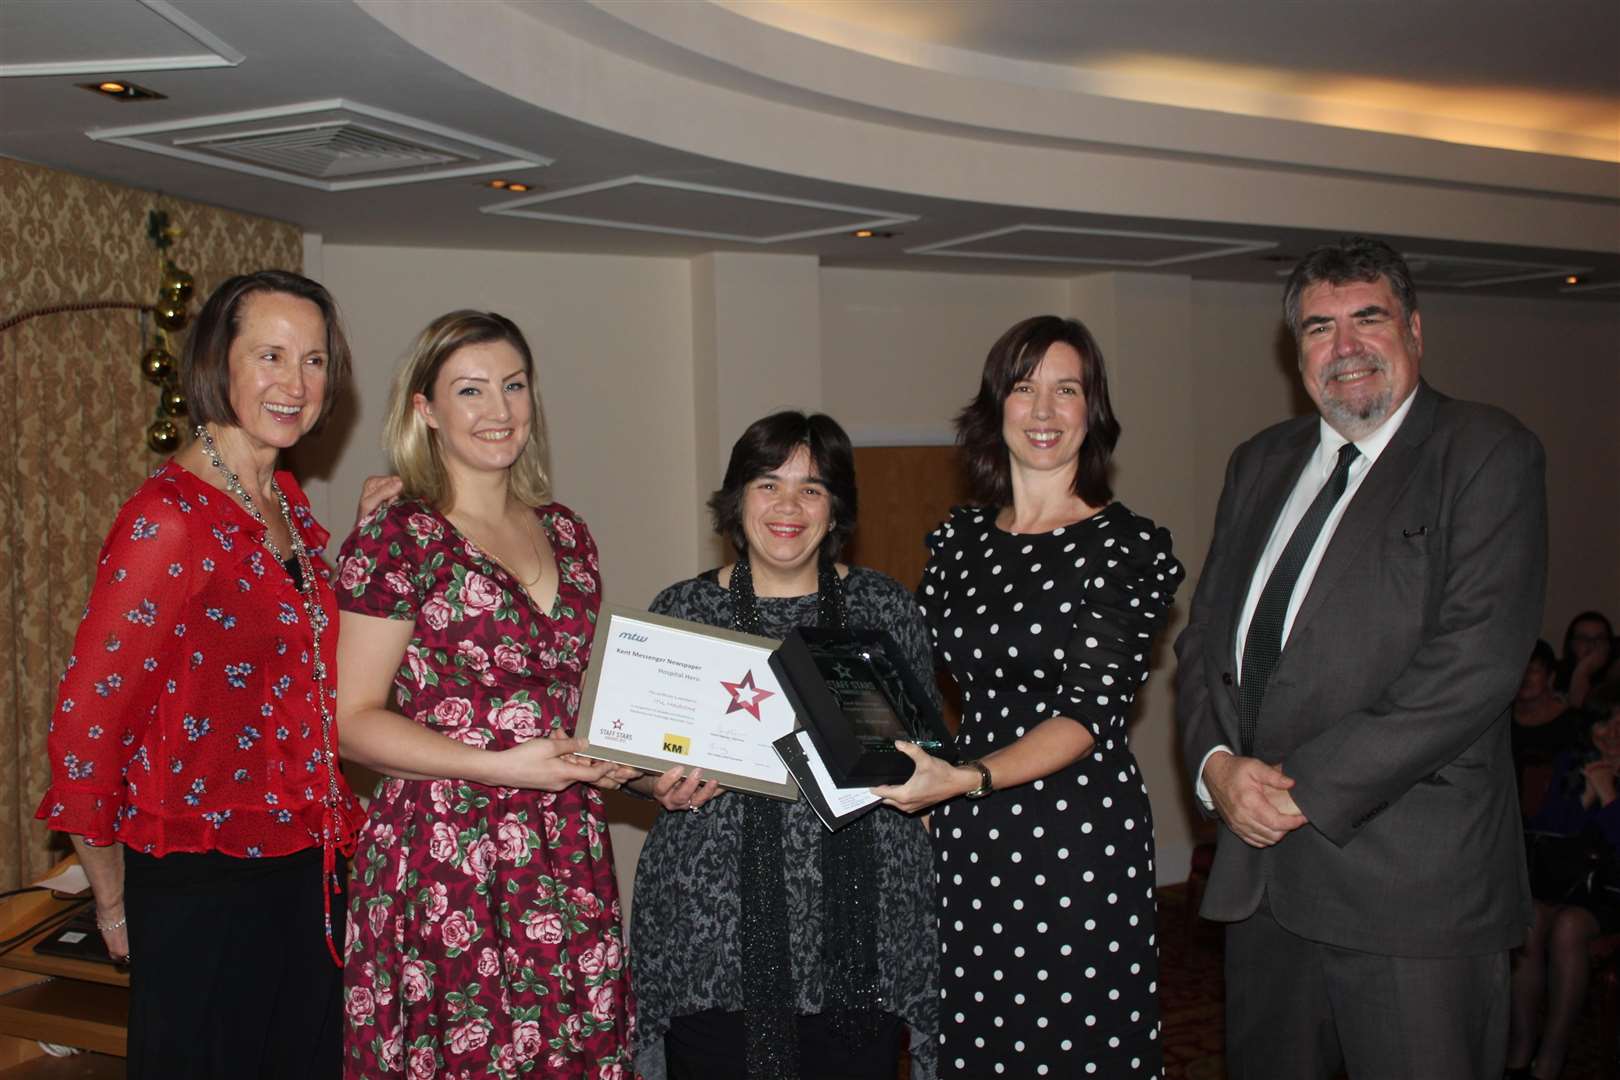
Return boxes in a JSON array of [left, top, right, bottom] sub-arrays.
[[160, 383, 188, 417], [153, 299, 190, 332], [146, 418, 181, 453], [141, 346, 175, 384], [160, 262, 194, 305]]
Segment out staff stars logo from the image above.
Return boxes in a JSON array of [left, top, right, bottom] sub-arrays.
[[599, 715, 634, 744], [719, 670, 775, 720]]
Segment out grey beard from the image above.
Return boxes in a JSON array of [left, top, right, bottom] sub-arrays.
[[1318, 354, 1393, 435], [1322, 387, 1392, 428]]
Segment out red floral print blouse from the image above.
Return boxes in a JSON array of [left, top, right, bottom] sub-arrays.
[[36, 462, 361, 858]]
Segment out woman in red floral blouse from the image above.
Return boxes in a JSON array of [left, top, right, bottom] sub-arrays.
[[36, 270, 366, 1077], [333, 310, 637, 1079]]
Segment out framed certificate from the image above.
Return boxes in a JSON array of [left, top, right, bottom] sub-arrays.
[[578, 605, 800, 801]]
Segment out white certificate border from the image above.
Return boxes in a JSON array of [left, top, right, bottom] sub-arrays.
[[578, 604, 800, 801]]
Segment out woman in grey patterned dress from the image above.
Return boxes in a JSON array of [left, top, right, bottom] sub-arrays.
[[625, 412, 939, 1080]]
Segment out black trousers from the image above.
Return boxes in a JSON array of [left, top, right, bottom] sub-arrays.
[[1225, 900, 1509, 1080], [123, 847, 345, 1080], [665, 1008, 906, 1080]]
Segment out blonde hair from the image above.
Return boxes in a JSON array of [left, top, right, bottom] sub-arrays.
[[382, 310, 551, 510]]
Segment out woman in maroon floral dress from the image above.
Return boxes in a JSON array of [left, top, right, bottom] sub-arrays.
[[333, 311, 636, 1079]]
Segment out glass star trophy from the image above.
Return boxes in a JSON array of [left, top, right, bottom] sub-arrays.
[[769, 627, 958, 786]]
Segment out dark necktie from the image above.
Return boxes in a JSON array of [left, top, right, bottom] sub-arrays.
[[1238, 441, 1360, 755]]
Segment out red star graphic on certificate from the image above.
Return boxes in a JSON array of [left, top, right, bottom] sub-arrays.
[[720, 670, 775, 720]]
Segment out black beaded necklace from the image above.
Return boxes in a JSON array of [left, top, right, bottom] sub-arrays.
[[731, 550, 882, 1080], [727, 549, 848, 636]]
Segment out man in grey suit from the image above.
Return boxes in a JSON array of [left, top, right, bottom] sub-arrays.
[[1175, 236, 1546, 1079]]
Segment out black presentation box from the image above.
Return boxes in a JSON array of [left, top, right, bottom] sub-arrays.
[[769, 626, 958, 787]]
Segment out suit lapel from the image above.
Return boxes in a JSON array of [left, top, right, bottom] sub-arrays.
[[1285, 383, 1437, 648]]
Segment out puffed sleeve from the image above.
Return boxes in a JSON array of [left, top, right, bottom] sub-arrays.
[[36, 486, 197, 843], [334, 500, 438, 620], [1060, 512, 1184, 739]]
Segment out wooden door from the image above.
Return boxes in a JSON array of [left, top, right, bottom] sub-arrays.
[[848, 446, 971, 592], [848, 445, 973, 731]]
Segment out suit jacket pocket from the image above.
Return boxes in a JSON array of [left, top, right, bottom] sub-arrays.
[[1387, 525, 1432, 558]]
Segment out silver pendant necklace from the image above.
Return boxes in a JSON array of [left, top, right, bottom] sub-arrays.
[[194, 423, 346, 959]]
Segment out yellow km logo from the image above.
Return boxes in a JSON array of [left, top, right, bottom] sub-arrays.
[[662, 734, 691, 756]]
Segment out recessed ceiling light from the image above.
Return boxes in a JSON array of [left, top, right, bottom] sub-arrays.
[[79, 80, 165, 102], [486, 179, 509, 189], [506, 182, 530, 193], [1565, 274, 1581, 285], [852, 229, 898, 239]]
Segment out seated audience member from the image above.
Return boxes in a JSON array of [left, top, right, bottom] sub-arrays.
[[1513, 640, 1582, 804], [1507, 684, 1620, 1079], [1556, 610, 1615, 708]]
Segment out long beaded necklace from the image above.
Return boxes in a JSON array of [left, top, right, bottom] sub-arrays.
[[195, 424, 348, 965]]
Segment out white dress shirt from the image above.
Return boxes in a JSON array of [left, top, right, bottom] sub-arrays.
[[1197, 388, 1418, 806]]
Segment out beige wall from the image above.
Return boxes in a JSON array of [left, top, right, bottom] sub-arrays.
[[820, 267, 1067, 444], [308, 246, 1620, 906]]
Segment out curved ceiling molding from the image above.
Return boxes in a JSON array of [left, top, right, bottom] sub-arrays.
[[706, 0, 1619, 165], [571, 0, 1618, 188], [353, 0, 1618, 254]]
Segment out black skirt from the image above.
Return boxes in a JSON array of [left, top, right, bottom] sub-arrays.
[[123, 846, 344, 1079]]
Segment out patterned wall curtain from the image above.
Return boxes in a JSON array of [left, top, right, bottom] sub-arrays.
[[0, 157, 302, 888]]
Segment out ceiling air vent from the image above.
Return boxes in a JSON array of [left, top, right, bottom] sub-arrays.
[[88, 99, 550, 191], [482, 175, 916, 244], [181, 121, 469, 180], [907, 225, 1273, 266]]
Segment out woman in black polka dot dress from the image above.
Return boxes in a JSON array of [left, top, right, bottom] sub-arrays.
[[875, 315, 1183, 1077]]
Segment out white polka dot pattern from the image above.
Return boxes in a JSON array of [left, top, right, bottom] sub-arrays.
[[918, 504, 1183, 1077]]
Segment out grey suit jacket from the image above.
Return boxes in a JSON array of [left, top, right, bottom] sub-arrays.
[[1175, 381, 1545, 957]]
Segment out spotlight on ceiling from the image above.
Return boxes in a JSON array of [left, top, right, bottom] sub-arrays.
[[79, 80, 166, 102]]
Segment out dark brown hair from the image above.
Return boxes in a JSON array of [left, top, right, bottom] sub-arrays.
[[707, 411, 857, 561], [1282, 236, 1419, 340], [183, 269, 350, 430], [955, 315, 1119, 508]]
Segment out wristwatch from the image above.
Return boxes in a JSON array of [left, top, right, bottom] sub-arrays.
[[962, 759, 994, 800]]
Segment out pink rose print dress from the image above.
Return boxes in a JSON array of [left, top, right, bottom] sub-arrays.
[[335, 499, 634, 1080]]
